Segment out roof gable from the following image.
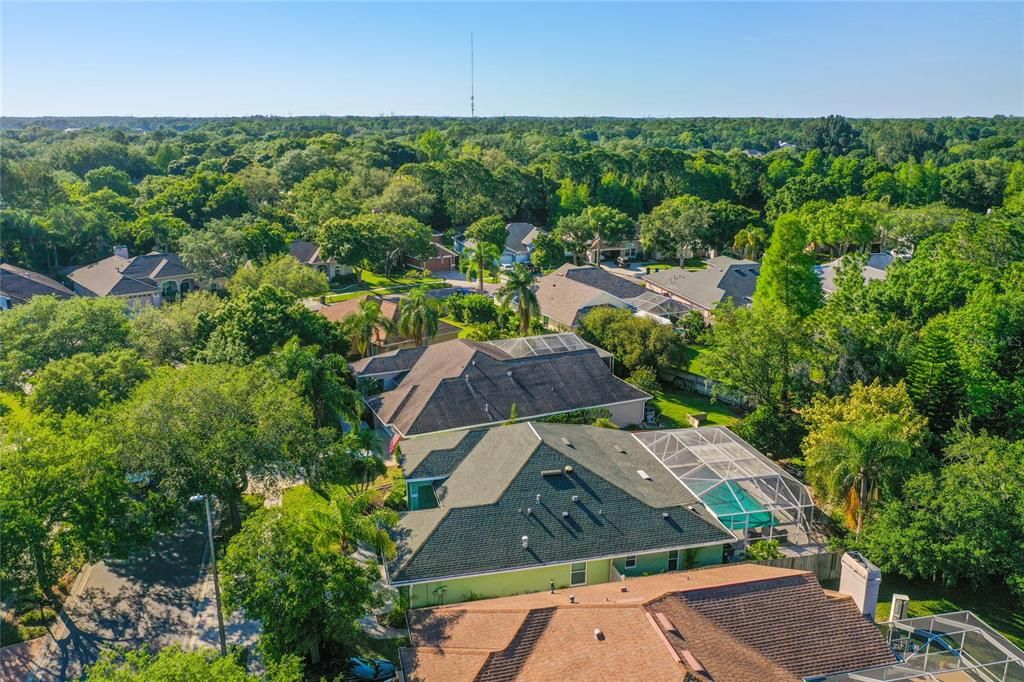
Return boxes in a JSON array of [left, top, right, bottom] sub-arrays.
[[0, 264, 75, 305]]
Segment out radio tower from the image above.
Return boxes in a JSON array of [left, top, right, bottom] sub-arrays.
[[470, 33, 475, 118]]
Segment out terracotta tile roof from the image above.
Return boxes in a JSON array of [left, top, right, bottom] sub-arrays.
[[402, 565, 896, 682]]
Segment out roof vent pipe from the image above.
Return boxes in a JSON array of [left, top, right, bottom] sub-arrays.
[[521, 535, 529, 549], [593, 628, 604, 640]]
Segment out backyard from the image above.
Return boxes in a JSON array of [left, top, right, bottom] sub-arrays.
[[323, 271, 448, 303], [650, 384, 741, 428]]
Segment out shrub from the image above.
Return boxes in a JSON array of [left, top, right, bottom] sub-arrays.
[[627, 366, 660, 394], [747, 539, 783, 560]]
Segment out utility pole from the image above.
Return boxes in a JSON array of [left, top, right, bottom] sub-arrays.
[[470, 32, 475, 118]]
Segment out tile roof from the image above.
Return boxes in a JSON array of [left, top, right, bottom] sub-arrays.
[[365, 337, 648, 436], [65, 252, 193, 297], [402, 565, 896, 682], [0, 263, 75, 306], [389, 423, 730, 584], [318, 295, 458, 347], [642, 256, 760, 309]]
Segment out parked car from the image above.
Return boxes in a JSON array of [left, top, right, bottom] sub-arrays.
[[343, 656, 397, 681], [499, 262, 516, 272], [615, 255, 631, 268]]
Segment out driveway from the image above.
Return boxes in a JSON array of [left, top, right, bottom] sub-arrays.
[[434, 270, 501, 295], [26, 524, 209, 681]]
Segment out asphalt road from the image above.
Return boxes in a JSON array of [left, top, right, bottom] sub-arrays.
[[26, 524, 209, 681]]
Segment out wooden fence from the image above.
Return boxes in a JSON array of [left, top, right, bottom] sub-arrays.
[[750, 551, 843, 583]]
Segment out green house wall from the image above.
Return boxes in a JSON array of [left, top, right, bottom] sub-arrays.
[[404, 545, 724, 608]]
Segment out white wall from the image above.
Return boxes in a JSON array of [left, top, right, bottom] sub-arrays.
[[605, 399, 647, 427]]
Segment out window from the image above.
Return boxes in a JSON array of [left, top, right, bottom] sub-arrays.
[[570, 562, 587, 586], [624, 555, 637, 569], [668, 550, 680, 571]]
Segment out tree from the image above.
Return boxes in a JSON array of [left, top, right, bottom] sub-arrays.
[[746, 539, 783, 560], [495, 265, 540, 335], [800, 380, 928, 533], [129, 291, 223, 366], [320, 213, 432, 281], [372, 174, 435, 223], [221, 506, 381, 663], [0, 296, 130, 389], [553, 214, 595, 265], [800, 115, 862, 156], [228, 254, 329, 300], [396, 287, 441, 346], [701, 301, 811, 409], [262, 337, 361, 431], [341, 297, 393, 357], [803, 197, 885, 255], [529, 230, 566, 269], [906, 323, 964, 435], [459, 240, 501, 292], [580, 204, 634, 267], [464, 214, 509, 249], [416, 129, 449, 162], [28, 349, 151, 416], [84, 166, 135, 197], [0, 399, 167, 597], [127, 213, 189, 252], [178, 216, 248, 281], [81, 646, 302, 682], [754, 214, 822, 317], [198, 285, 347, 364], [307, 489, 399, 560], [732, 226, 767, 260], [113, 364, 318, 531], [638, 195, 713, 265], [626, 366, 659, 394], [861, 432, 1024, 599], [577, 307, 687, 373]]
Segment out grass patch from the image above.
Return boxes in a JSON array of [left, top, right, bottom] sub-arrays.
[[681, 344, 713, 376], [638, 258, 707, 272], [282, 467, 402, 513], [873, 575, 1024, 648], [352, 632, 410, 664], [650, 385, 740, 428]]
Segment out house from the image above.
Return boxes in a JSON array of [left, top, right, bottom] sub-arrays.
[[316, 294, 460, 355], [817, 252, 894, 296], [455, 222, 545, 266], [404, 240, 458, 273], [0, 263, 75, 309], [535, 264, 691, 329], [583, 227, 643, 265], [399, 562, 900, 681], [354, 333, 650, 438], [642, 255, 760, 320], [287, 239, 350, 280], [388, 422, 733, 608], [64, 247, 198, 309]]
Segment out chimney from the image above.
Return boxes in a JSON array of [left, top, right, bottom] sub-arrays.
[[839, 552, 881, 620], [113, 245, 130, 259]]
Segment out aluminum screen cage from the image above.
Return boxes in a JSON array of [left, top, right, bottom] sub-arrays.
[[633, 427, 814, 539], [485, 333, 611, 359], [813, 611, 1024, 681]]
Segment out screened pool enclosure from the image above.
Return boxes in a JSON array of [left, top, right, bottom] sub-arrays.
[[633, 427, 814, 543]]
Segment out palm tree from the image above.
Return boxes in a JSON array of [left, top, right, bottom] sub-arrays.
[[307, 488, 399, 560], [733, 226, 768, 260], [460, 241, 502, 292], [343, 298, 392, 357], [496, 265, 540, 336], [804, 417, 916, 535], [396, 286, 440, 346]]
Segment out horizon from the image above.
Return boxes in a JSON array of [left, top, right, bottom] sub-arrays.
[[3, 2, 1022, 119]]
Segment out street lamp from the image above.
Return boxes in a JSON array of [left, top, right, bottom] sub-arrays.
[[190, 494, 227, 656]]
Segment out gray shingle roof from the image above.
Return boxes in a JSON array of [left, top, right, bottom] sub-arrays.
[[351, 346, 428, 377], [65, 252, 193, 297], [642, 256, 760, 309], [389, 423, 732, 584], [366, 338, 649, 437], [288, 239, 322, 265], [0, 264, 75, 306], [818, 253, 894, 295]]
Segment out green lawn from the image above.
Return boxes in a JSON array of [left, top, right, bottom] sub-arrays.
[[638, 258, 707, 272], [681, 344, 713, 376], [872, 575, 1024, 648], [650, 385, 740, 428], [324, 272, 447, 303]]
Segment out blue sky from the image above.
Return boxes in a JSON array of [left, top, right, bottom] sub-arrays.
[[3, 2, 1021, 117]]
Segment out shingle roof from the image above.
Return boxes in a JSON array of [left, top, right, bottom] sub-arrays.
[[649, 573, 897, 680], [642, 256, 760, 309], [350, 346, 428, 377], [389, 423, 730, 584], [365, 337, 649, 436], [402, 565, 897, 682], [818, 253, 893, 295], [461, 223, 545, 256], [561, 264, 648, 299], [318, 295, 459, 347], [546, 264, 693, 321], [533, 270, 632, 328], [65, 252, 193, 297], [0, 264, 75, 306], [288, 239, 322, 265]]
